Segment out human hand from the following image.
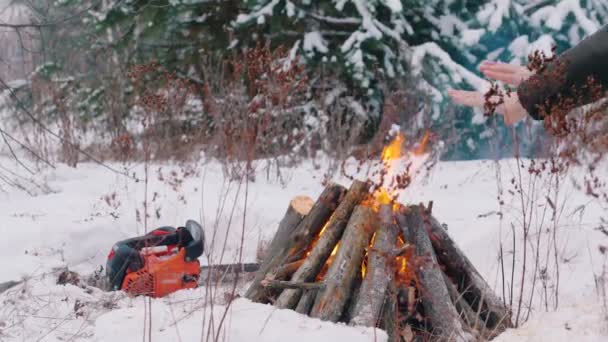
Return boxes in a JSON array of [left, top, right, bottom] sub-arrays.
[[479, 61, 534, 86], [447, 89, 528, 126]]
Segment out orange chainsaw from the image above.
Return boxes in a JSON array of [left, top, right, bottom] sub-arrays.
[[105, 220, 204, 298]]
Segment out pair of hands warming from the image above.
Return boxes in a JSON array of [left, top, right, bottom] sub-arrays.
[[448, 61, 532, 125]]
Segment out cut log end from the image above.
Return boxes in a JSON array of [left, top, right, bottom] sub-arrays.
[[291, 196, 314, 216]]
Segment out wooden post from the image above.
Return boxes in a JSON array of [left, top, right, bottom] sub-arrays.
[[350, 204, 399, 327], [310, 205, 377, 322], [421, 206, 512, 332], [404, 206, 470, 341], [245, 184, 345, 302], [275, 180, 369, 309]]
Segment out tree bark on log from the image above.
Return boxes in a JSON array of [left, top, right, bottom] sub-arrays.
[[261, 279, 325, 290], [404, 206, 470, 341], [443, 273, 481, 332], [396, 205, 413, 243], [285, 184, 348, 262], [295, 289, 318, 315], [275, 181, 369, 309], [310, 205, 377, 322], [381, 281, 399, 342], [272, 259, 305, 279], [262, 196, 314, 266], [421, 206, 512, 332], [350, 204, 399, 327], [245, 184, 345, 302]]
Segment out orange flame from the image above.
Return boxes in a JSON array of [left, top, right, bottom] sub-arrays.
[[413, 129, 430, 156], [361, 261, 367, 279], [395, 235, 409, 283], [306, 221, 331, 257], [367, 133, 405, 211], [381, 133, 405, 162], [330, 241, 340, 257]]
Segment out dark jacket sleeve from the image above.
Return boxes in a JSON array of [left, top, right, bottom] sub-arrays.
[[517, 25, 608, 120]]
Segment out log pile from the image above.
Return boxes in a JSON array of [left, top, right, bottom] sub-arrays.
[[246, 181, 512, 341]]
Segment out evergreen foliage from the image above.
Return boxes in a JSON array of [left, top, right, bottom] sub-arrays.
[[5, 0, 606, 159]]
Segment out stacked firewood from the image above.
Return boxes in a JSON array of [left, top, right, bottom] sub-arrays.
[[245, 181, 512, 341]]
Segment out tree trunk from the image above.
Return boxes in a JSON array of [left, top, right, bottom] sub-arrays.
[[350, 204, 398, 327], [310, 205, 377, 322], [275, 180, 369, 309], [404, 206, 470, 341], [245, 184, 345, 302], [421, 206, 512, 332]]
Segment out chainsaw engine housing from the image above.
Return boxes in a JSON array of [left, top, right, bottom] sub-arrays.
[[106, 220, 204, 297]]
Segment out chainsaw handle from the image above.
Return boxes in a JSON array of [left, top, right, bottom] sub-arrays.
[[184, 220, 204, 261]]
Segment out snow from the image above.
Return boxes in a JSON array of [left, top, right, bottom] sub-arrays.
[[303, 32, 329, 55], [530, 0, 599, 36], [477, 0, 512, 33], [382, 0, 402, 13], [410, 42, 490, 91], [495, 298, 608, 342], [94, 297, 386, 342], [235, 0, 280, 25], [460, 29, 485, 46], [507, 34, 555, 61], [0, 156, 607, 341]]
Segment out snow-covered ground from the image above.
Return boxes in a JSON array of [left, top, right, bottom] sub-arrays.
[[0, 155, 606, 341]]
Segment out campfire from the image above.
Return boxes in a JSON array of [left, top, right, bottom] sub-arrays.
[[245, 134, 511, 341]]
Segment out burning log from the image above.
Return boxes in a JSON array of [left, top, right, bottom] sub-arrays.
[[285, 184, 348, 261], [245, 184, 345, 302], [245, 179, 509, 341], [349, 204, 399, 327], [421, 206, 512, 332], [310, 205, 377, 322], [263, 196, 314, 266], [403, 205, 470, 341], [275, 180, 369, 309]]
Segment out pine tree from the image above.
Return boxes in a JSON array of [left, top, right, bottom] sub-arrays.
[[11, 0, 606, 159], [236, 0, 606, 158]]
